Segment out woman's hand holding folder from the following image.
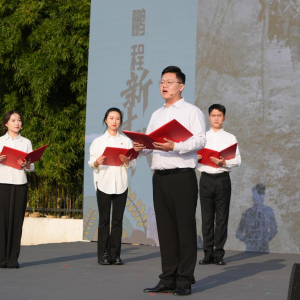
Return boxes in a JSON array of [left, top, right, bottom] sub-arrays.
[[119, 154, 132, 166], [94, 155, 106, 167]]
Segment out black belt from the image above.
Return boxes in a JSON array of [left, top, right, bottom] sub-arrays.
[[201, 172, 229, 178], [154, 168, 194, 175]]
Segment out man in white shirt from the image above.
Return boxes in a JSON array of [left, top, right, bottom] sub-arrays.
[[197, 104, 241, 266], [134, 66, 206, 296]]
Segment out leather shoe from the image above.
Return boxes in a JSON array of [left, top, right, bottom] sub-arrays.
[[99, 255, 111, 265], [7, 262, 19, 268], [214, 257, 226, 265], [199, 256, 214, 265], [173, 286, 192, 296], [112, 257, 123, 265], [143, 284, 174, 293]]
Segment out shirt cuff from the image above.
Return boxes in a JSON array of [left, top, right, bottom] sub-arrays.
[[224, 161, 233, 168], [173, 142, 181, 152], [24, 163, 34, 172], [89, 160, 100, 172], [140, 149, 153, 156]]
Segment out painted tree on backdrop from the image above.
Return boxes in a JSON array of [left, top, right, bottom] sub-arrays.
[[0, 0, 91, 212]]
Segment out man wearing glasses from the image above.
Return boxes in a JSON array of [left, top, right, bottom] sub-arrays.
[[134, 66, 206, 296]]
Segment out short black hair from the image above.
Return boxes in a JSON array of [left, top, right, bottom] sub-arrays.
[[161, 66, 186, 84], [208, 104, 226, 116], [1, 110, 24, 134], [103, 107, 123, 127]]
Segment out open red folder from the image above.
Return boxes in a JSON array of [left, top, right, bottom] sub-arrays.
[[0, 145, 48, 170], [101, 147, 139, 166], [197, 143, 237, 168], [123, 119, 193, 150]]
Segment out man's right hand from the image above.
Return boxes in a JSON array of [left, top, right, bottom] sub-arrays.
[[133, 142, 146, 152], [197, 155, 202, 160]]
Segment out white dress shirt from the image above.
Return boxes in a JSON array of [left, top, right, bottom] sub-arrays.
[[88, 131, 136, 194], [197, 128, 241, 174], [0, 133, 34, 185], [141, 98, 206, 170]]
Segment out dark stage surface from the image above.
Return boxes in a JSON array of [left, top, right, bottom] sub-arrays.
[[0, 242, 298, 300]]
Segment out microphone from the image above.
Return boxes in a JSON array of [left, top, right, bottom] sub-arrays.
[[169, 90, 181, 96]]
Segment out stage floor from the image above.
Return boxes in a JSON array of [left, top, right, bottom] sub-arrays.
[[0, 242, 298, 300]]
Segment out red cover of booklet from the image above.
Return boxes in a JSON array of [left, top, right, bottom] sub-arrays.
[[0, 145, 48, 170], [197, 143, 237, 168], [122, 119, 193, 150], [102, 147, 139, 166]]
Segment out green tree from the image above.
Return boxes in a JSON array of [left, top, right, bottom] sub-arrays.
[[0, 0, 91, 216]]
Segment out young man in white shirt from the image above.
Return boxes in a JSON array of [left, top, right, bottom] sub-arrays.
[[134, 66, 206, 296], [197, 104, 241, 266]]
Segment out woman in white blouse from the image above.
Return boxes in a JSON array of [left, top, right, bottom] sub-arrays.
[[88, 107, 136, 265], [0, 111, 34, 268]]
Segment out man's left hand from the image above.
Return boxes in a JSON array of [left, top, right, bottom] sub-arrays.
[[153, 138, 174, 152], [210, 156, 226, 166]]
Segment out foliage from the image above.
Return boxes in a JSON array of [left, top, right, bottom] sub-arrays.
[[0, 0, 91, 207]]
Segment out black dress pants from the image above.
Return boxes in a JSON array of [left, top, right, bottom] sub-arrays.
[[96, 188, 127, 262], [0, 183, 28, 268], [199, 172, 231, 258], [153, 169, 198, 289]]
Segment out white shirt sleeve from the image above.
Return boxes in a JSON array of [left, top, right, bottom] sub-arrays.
[[124, 159, 136, 170], [88, 139, 100, 173], [173, 108, 206, 154]]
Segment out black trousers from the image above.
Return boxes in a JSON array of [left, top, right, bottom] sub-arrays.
[[199, 172, 231, 258], [0, 183, 28, 268], [96, 188, 127, 262], [153, 169, 198, 288]]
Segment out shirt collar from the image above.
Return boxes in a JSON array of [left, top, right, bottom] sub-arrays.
[[163, 98, 185, 109], [209, 128, 224, 134], [103, 130, 120, 139], [4, 132, 22, 141]]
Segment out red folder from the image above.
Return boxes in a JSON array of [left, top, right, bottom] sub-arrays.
[[102, 147, 139, 166], [197, 143, 237, 168], [123, 119, 193, 149], [0, 145, 48, 170]]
